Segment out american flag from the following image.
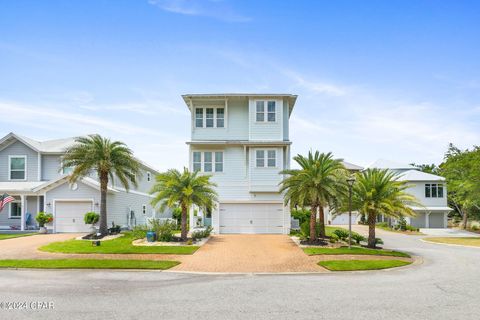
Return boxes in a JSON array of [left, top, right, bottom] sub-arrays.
[[0, 193, 15, 212]]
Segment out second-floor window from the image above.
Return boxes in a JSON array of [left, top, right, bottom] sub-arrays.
[[192, 151, 223, 173], [425, 183, 444, 198], [9, 156, 26, 180], [256, 150, 276, 168], [256, 101, 276, 122], [195, 107, 225, 128]]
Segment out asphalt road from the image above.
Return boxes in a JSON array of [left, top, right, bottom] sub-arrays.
[[1, 230, 478, 320]]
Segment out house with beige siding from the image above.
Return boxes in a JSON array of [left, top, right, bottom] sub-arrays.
[[0, 133, 165, 232], [183, 93, 297, 234]]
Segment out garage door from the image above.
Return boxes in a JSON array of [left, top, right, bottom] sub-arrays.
[[55, 201, 93, 233], [429, 212, 446, 228], [331, 213, 358, 225], [219, 203, 284, 234]]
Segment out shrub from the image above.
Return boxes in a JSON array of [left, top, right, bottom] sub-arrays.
[[351, 232, 366, 244], [149, 219, 176, 242], [471, 225, 479, 231], [291, 208, 311, 225], [132, 224, 148, 240], [36, 212, 53, 227], [359, 214, 367, 225], [329, 233, 339, 243], [333, 229, 349, 241], [84, 212, 100, 225], [397, 217, 407, 231], [300, 220, 322, 239], [376, 222, 389, 228], [405, 225, 419, 232], [375, 238, 384, 245], [172, 207, 182, 225], [191, 226, 213, 241]]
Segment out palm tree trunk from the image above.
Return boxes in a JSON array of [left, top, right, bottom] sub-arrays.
[[367, 212, 376, 248], [309, 205, 317, 242], [181, 203, 188, 241], [99, 173, 108, 236], [318, 206, 326, 238]]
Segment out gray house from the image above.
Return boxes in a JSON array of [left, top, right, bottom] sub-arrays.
[[0, 132, 164, 232]]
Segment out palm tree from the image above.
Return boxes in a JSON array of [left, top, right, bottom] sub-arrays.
[[150, 168, 217, 241], [352, 168, 418, 248], [280, 151, 347, 241], [62, 135, 140, 236]]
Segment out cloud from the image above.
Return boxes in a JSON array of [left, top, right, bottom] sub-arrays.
[[148, 0, 251, 22], [280, 69, 348, 97]]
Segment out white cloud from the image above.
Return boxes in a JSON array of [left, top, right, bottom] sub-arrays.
[[148, 0, 251, 22]]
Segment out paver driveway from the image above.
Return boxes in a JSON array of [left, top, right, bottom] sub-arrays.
[[172, 234, 324, 273]]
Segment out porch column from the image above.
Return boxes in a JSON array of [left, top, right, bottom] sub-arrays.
[[20, 195, 26, 231], [189, 205, 195, 231], [425, 211, 430, 228]]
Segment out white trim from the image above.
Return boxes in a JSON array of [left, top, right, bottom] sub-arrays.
[[8, 155, 27, 181], [20, 195, 25, 230], [53, 198, 95, 233], [194, 106, 226, 129], [142, 204, 147, 215], [37, 153, 42, 181], [113, 187, 155, 198], [254, 99, 278, 123], [254, 148, 277, 168], [191, 150, 224, 173], [219, 200, 283, 204]]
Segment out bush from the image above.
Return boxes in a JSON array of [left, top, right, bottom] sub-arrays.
[[333, 229, 349, 241], [300, 220, 323, 239], [131, 225, 148, 240], [375, 238, 384, 245], [84, 212, 100, 225], [36, 212, 53, 227], [149, 219, 176, 242], [329, 234, 339, 243], [397, 217, 407, 231], [191, 226, 213, 241], [172, 207, 182, 225], [471, 225, 479, 231], [291, 208, 311, 225], [405, 225, 419, 232], [376, 222, 389, 228], [351, 232, 366, 244]]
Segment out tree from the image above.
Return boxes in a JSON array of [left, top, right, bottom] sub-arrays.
[[351, 168, 418, 248], [410, 163, 439, 175], [150, 168, 217, 241], [439, 144, 480, 229], [280, 151, 347, 241], [62, 135, 140, 236]]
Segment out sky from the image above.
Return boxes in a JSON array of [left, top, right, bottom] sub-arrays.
[[0, 0, 479, 171]]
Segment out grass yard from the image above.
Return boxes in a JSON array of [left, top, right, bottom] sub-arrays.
[[303, 246, 411, 258], [425, 237, 480, 247], [40, 233, 199, 255], [0, 259, 179, 270], [318, 259, 411, 271], [0, 233, 36, 240]]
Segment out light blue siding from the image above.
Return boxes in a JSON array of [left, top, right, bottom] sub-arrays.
[[283, 98, 289, 141], [249, 147, 284, 193], [41, 154, 62, 181], [0, 140, 39, 181], [249, 99, 283, 141]]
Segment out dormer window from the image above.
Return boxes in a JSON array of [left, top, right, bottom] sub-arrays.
[[256, 100, 276, 122], [195, 107, 225, 128]]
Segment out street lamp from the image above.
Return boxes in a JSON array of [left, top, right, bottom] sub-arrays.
[[347, 176, 356, 249]]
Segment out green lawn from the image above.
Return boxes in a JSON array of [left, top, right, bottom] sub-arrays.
[[39, 233, 199, 255], [425, 237, 480, 247], [0, 259, 179, 270], [303, 246, 411, 258], [0, 233, 36, 240], [318, 259, 411, 271]]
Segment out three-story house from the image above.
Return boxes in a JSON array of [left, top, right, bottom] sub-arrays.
[[183, 93, 297, 234]]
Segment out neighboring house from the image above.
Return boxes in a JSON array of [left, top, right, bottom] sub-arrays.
[[183, 93, 297, 234], [367, 159, 451, 228], [0, 132, 166, 232]]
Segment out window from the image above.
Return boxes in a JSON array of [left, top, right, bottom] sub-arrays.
[[204, 152, 213, 172], [9, 156, 26, 180], [215, 152, 223, 172], [256, 100, 276, 122], [147, 172, 151, 182], [192, 151, 223, 173], [267, 101, 276, 122], [195, 107, 225, 128], [256, 150, 265, 167], [62, 165, 74, 175], [425, 184, 444, 198], [195, 108, 204, 128], [10, 201, 21, 219], [142, 205, 147, 215], [267, 150, 276, 167], [193, 152, 202, 172], [206, 108, 214, 128], [256, 101, 265, 122], [216, 108, 225, 128], [256, 150, 276, 167]]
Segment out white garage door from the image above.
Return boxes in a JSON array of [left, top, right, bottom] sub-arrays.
[[331, 213, 358, 225], [219, 203, 284, 234], [55, 201, 93, 233]]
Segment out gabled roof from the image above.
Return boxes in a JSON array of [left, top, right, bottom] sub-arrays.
[[182, 93, 298, 115], [0, 132, 76, 153], [367, 158, 416, 170], [342, 161, 363, 171], [33, 175, 118, 193], [397, 169, 446, 182]]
